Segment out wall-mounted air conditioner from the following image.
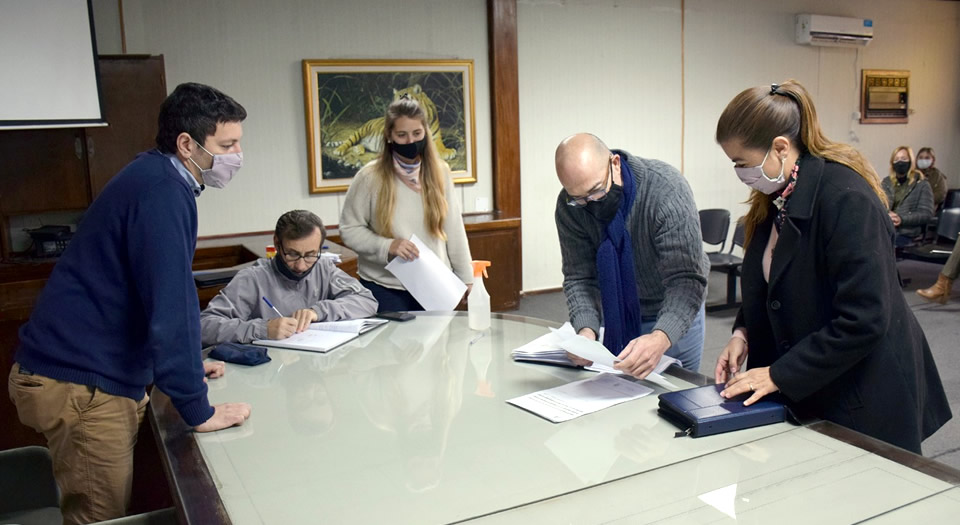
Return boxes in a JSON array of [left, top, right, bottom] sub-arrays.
[[796, 14, 873, 47]]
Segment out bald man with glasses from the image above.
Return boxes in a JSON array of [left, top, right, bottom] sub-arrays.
[[200, 210, 377, 345], [554, 133, 709, 379]]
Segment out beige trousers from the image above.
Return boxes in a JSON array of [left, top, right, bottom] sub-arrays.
[[8, 362, 148, 525]]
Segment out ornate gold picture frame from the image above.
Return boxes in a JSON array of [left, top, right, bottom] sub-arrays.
[[302, 59, 477, 194]]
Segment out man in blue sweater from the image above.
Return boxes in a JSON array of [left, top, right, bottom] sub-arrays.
[[8, 83, 252, 525]]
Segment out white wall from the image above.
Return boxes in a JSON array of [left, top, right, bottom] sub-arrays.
[[519, 0, 960, 292], [120, 0, 493, 236], [99, 0, 960, 292], [517, 0, 683, 291]]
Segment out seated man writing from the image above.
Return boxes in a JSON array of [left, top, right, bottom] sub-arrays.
[[201, 210, 378, 345]]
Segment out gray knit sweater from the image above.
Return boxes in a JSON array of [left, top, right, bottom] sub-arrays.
[[555, 151, 709, 345]]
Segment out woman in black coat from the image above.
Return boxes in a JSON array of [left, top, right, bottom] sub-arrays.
[[713, 80, 951, 454]]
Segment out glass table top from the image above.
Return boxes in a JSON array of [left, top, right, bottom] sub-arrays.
[[159, 313, 957, 524]]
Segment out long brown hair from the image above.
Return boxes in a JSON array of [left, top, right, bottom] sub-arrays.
[[888, 145, 924, 186], [715, 79, 886, 246], [372, 96, 448, 240]]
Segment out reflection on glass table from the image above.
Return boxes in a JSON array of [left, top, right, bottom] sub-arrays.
[[150, 313, 960, 525]]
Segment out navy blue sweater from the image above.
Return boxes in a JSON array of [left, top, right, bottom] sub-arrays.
[[17, 150, 214, 426]]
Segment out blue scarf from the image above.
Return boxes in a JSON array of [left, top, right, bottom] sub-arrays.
[[597, 153, 641, 355]]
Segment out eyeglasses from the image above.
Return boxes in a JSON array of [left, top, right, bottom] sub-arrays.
[[566, 157, 614, 207], [279, 244, 321, 263]]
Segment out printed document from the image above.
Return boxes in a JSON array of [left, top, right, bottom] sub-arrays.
[[508, 373, 654, 423], [385, 234, 466, 311]]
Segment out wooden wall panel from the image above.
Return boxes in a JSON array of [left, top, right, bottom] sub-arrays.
[[87, 56, 167, 199], [465, 219, 521, 311], [488, 0, 521, 219]]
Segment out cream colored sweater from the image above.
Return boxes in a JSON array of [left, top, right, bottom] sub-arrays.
[[340, 162, 473, 290]]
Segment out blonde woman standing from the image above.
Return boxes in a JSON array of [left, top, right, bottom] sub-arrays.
[[340, 95, 472, 312], [881, 146, 934, 246]]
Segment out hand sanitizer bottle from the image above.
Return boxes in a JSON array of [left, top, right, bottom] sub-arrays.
[[468, 260, 492, 330]]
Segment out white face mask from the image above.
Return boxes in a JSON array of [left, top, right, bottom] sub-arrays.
[[734, 149, 789, 194], [917, 158, 933, 170], [189, 141, 243, 189]]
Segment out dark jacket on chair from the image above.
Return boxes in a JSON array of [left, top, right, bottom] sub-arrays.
[[736, 154, 951, 454]]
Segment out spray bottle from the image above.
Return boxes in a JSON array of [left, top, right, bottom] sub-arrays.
[[468, 260, 492, 330]]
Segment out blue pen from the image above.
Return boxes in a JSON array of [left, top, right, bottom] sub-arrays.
[[262, 297, 284, 318]]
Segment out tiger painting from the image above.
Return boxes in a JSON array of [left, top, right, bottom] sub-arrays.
[[325, 84, 457, 168]]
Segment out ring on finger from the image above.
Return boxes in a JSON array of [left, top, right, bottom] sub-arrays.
[[749, 383, 755, 391]]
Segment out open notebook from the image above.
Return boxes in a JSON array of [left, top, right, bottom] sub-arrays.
[[253, 318, 387, 353]]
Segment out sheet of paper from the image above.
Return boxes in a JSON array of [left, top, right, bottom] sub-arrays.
[[385, 234, 467, 311], [309, 318, 387, 334], [556, 332, 619, 368], [507, 373, 654, 423], [253, 329, 356, 353]]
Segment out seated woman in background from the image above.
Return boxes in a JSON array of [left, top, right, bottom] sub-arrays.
[[881, 146, 934, 246], [340, 95, 473, 312], [713, 79, 950, 454], [917, 146, 947, 209]]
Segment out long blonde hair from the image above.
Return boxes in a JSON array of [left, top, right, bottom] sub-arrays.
[[373, 96, 448, 240], [888, 145, 924, 186], [715, 79, 886, 247]]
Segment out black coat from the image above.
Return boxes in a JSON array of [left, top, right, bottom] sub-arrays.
[[736, 154, 951, 454]]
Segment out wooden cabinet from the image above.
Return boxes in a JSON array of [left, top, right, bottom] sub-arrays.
[[0, 129, 90, 214], [464, 215, 522, 311], [0, 55, 166, 258]]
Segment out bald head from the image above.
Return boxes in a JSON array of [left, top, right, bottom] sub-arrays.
[[555, 133, 615, 195]]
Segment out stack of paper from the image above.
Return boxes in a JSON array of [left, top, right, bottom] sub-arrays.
[[510, 323, 681, 384], [510, 323, 577, 367], [308, 318, 387, 334], [251, 318, 387, 353], [321, 251, 341, 264], [253, 329, 357, 353]]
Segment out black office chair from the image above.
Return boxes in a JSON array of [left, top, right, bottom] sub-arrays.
[[943, 188, 960, 210], [922, 189, 960, 243], [0, 446, 62, 525], [699, 209, 731, 254], [902, 208, 960, 264], [706, 220, 745, 312]]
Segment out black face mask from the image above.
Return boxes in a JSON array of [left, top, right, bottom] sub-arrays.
[[273, 252, 317, 282], [893, 160, 911, 177], [584, 183, 623, 223], [390, 138, 427, 159]]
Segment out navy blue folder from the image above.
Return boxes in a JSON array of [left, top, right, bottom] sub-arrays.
[[658, 384, 786, 437]]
